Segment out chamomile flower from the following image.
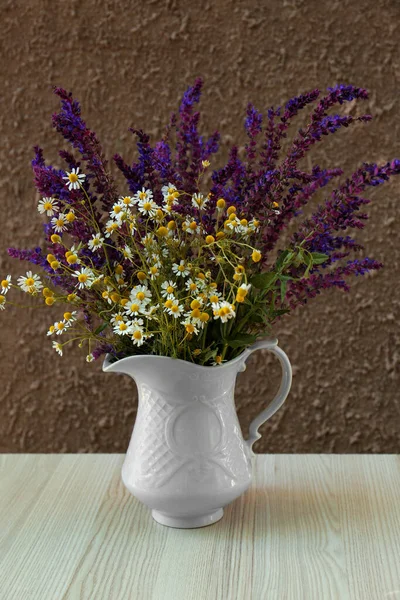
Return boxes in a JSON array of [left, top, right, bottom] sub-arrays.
[[38, 197, 59, 217], [192, 193, 208, 210], [181, 318, 199, 335], [110, 201, 126, 221], [161, 280, 177, 298], [183, 219, 201, 235], [208, 291, 222, 309], [135, 187, 154, 204], [212, 355, 226, 366], [161, 183, 178, 198], [63, 167, 85, 190], [54, 321, 67, 335], [88, 233, 104, 252], [63, 311, 77, 323], [0, 295, 6, 310], [130, 321, 146, 346], [113, 321, 132, 336], [166, 302, 184, 319], [124, 300, 146, 317], [141, 305, 159, 320], [149, 264, 160, 280], [138, 196, 158, 218], [122, 245, 133, 261], [213, 301, 236, 323], [52, 341, 63, 356], [120, 195, 134, 207], [51, 213, 68, 233], [17, 271, 43, 294], [47, 325, 55, 336], [72, 267, 95, 289], [110, 312, 126, 326], [104, 220, 119, 237], [1, 275, 11, 295], [130, 285, 152, 304], [86, 354, 95, 362], [172, 260, 190, 278], [185, 278, 199, 294]]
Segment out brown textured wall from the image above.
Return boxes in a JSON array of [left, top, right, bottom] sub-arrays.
[[0, 0, 399, 453]]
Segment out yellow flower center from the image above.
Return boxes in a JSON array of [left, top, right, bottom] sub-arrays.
[[178, 264, 185, 272], [133, 330, 142, 340], [51, 261, 60, 270], [143, 202, 152, 211], [150, 266, 158, 275], [119, 323, 128, 331], [26, 277, 35, 286], [115, 315, 123, 322], [78, 274, 88, 283], [216, 198, 226, 210], [227, 206, 236, 215], [190, 299, 201, 310], [51, 234, 61, 243], [68, 173, 78, 183], [113, 205, 122, 214], [237, 287, 247, 297], [205, 235, 215, 244], [167, 220, 176, 230], [200, 312, 210, 322], [240, 219, 248, 226], [189, 283, 197, 291], [171, 304, 179, 313], [123, 197, 131, 205], [102, 291, 109, 299], [165, 299, 173, 308], [191, 308, 201, 319], [49, 326, 55, 333], [252, 250, 262, 263], [47, 254, 56, 263], [197, 273, 205, 280], [157, 226, 168, 237], [229, 213, 236, 222], [56, 219, 64, 228], [215, 355, 222, 364], [115, 265, 124, 275], [209, 294, 219, 304], [137, 272, 146, 281], [139, 192, 147, 200], [189, 221, 197, 231], [136, 291, 145, 301], [64, 312, 72, 320], [120, 298, 129, 307], [44, 202, 53, 211], [110, 293, 120, 303], [130, 303, 140, 312], [216, 231, 225, 240], [67, 255, 78, 264], [186, 324, 195, 333], [1, 279, 10, 289], [57, 322, 65, 331], [66, 212, 75, 222], [0, 295, 5, 304], [167, 286, 174, 294]]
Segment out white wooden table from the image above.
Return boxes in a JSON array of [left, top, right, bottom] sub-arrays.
[[0, 455, 399, 599]]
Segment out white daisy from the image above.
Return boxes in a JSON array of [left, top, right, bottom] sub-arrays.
[[38, 197, 59, 217], [213, 301, 236, 323], [110, 312, 126, 326], [161, 183, 178, 198], [138, 196, 158, 218], [149, 264, 160, 280], [47, 325, 55, 336], [124, 300, 146, 317], [88, 233, 104, 252], [161, 280, 176, 298], [122, 245, 133, 261], [135, 187, 154, 204], [183, 219, 201, 235], [1, 275, 11, 295], [120, 195, 134, 207], [54, 321, 67, 335], [63, 311, 77, 323], [110, 201, 126, 222], [166, 302, 184, 319], [172, 260, 190, 278], [52, 341, 63, 356], [113, 321, 132, 336], [104, 219, 119, 238], [63, 167, 86, 191], [51, 213, 68, 233], [185, 278, 199, 294], [17, 271, 43, 294], [192, 193, 208, 210], [181, 318, 199, 335], [72, 267, 95, 290], [130, 285, 152, 304]]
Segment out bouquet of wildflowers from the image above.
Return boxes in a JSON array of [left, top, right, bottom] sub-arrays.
[[2, 79, 399, 365]]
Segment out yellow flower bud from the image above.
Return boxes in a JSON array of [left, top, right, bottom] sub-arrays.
[[227, 206, 236, 215], [164, 299, 173, 308], [205, 235, 215, 244], [65, 212, 75, 222], [236, 294, 245, 303], [156, 226, 168, 237], [51, 234, 61, 244], [216, 198, 226, 210], [47, 254, 56, 263], [66, 254, 78, 264], [272, 202, 279, 208], [63, 312, 72, 320], [137, 271, 147, 281], [251, 250, 262, 263], [190, 299, 201, 310], [45, 296, 55, 306], [197, 273, 206, 280], [42, 287, 54, 298], [120, 298, 129, 307], [240, 219, 248, 226], [155, 209, 164, 220], [233, 273, 241, 281], [110, 293, 120, 303], [199, 312, 210, 322], [167, 220, 176, 230], [191, 308, 201, 319], [50, 261, 60, 270], [216, 231, 225, 240]]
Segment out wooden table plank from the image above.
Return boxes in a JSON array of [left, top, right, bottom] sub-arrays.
[[0, 455, 399, 600]]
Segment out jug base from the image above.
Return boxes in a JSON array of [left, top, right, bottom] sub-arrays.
[[152, 508, 224, 529]]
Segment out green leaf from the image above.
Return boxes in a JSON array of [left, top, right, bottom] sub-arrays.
[[275, 249, 293, 270], [250, 271, 276, 290], [227, 333, 258, 349], [310, 252, 330, 265], [94, 322, 109, 335]]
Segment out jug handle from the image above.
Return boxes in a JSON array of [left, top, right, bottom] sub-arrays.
[[239, 338, 292, 455]]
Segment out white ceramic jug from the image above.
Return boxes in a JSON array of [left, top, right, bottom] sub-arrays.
[[103, 338, 292, 528]]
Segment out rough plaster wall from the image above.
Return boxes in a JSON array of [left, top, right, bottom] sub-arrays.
[[0, 0, 399, 453]]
